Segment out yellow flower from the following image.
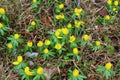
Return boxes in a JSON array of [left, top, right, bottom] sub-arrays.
[[25, 67, 34, 76], [112, 8, 117, 12], [74, 20, 80, 28], [61, 28, 69, 35], [17, 56, 23, 62], [74, 8, 83, 16], [12, 56, 23, 65], [43, 48, 49, 54], [45, 39, 51, 46], [105, 15, 111, 20], [37, 41, 43, 47], [114, 1, 119, 6], [58, 4, 64, 9], [0, 8, 5, 15], [73, 69, 79, 77], [73, 48, 79, 55], [105, 62, 112, 70], [69, 35, 76, 43], [37, 67, 44, 75], [59, 13, 65, 19], [0, 23, 3, 29], [31, 21, 36, 26], [83, 34, 90, 41], [67, 23, 72, 28], [55, 43, 62, 50], [27, 41, 33, 47], [33, 0, 37, 3], [55, 29, 62, 39], [55, 14, 64, 19], [14, 34, 20, 40], [55, 15, 61, 20], [107, 0, 112, 5], [7, 43, 13, 49], [95, 41, 101, 46]]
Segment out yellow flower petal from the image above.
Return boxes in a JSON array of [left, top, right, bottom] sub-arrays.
[[12, 61, 20, 65]]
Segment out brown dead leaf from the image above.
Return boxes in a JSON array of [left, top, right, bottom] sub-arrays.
[[44, 66, 59, 80]]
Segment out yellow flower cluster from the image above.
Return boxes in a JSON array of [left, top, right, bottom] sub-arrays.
[[37, 67, 44, 75], [105, 62, 112, 70], [25, 67, 34, 76], [74, 8, 83, 16], [0, 8, 5, 15], [55, 14, 65, 20], [27, 41, 33, 47], [7, 43, 13, 49], [14, 34, 20, 40], [12, 56, 23, 65], [107, 0, 119, 6], [0, 23, 3, 29], [58, 4, 64, 9], [73, 69, 79, 77], [55, 43, 62, 50]]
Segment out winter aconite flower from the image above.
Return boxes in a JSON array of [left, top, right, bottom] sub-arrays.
[[55, 14, 64, 20], [107, 0, 112, 5], [25, 67, 34, 76], [33, 0, 37, 3], [58, 4, 64, 9], [37, 41, 43, 47], [67, 23, 72, 28], [73, 69, 79, 77], [105, 62, 112, 70], [37, 67, 44, 75], [14, 34, 20, 40], [114, 1, 119, 6], [83, 34, 90, 41], [43, 48, 49, 54], [55, 43, 62, 50], [69, 35, 76, 43], [7, 43, 13, 49], [31, 21, 36, 26], [0, 8, 5, 15], [74, 8, 83, 16], [95, 41, 101, 46], [12, 56, 23, 65], [27, 41, 33, 47], [55, 29, 62, 39], [73, 48, 79, 55], [45, 39, 51, 46], [61, 28, 69, 35], [105, 15, 111, 20], [0, 23, 3, 29]]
